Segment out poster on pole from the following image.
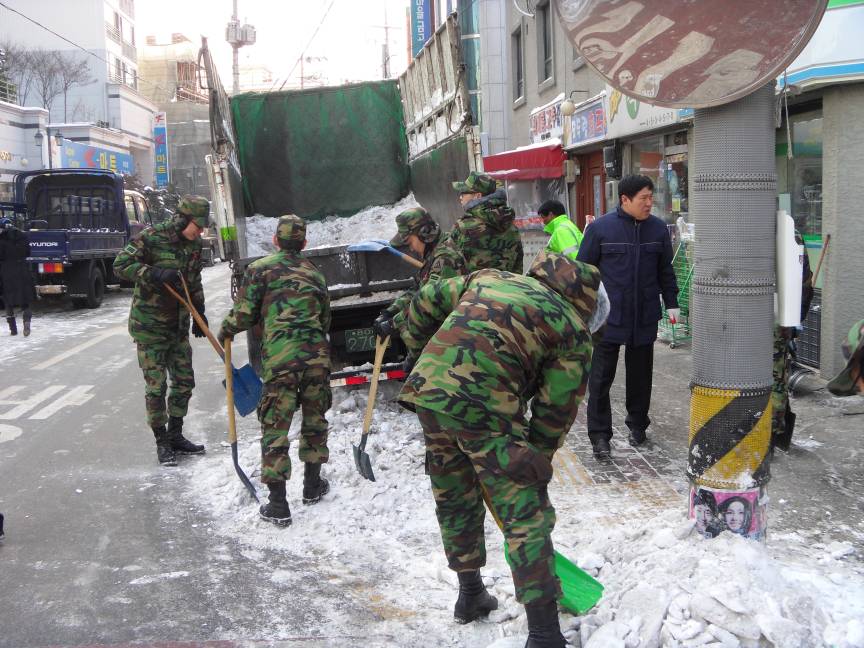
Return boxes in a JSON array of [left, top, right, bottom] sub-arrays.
[[154, 112, 170, 189], [411, 0, 433, 57]]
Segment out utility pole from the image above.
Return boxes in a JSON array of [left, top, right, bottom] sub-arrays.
[[382, 5, 391, 79], [226, 0, 256, 94]]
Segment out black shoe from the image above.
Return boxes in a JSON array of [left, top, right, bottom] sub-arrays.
[[627, 428, 647, 447], [0, 512, 4, 539], [152, 425, 177, 466], [6, 317, 17, 336], [260, 482, 292, 527], [302, 462, 330, 505], [22, 315, 30, 337], [524, 600, 566, 648], [167, 416, 205, 454], [591, 438, 611, 460], [453, 570, 498, 624]]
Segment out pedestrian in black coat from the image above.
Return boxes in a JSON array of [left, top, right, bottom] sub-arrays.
[[576, 175, 679, 459], [0, 217, 35, 336]]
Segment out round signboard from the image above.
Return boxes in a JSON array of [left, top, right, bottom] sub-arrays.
[[555, 0, 828, 108]]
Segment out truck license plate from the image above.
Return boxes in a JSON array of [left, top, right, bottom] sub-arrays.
[[345, 327, 376, 353]]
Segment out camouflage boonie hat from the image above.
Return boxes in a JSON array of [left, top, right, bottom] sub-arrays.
[[452, 171, 497, 196], [276, 214, 306, 248], [390, 207, 436, 246], [177, 195, 210, 228], [827, 319, 864, 396]]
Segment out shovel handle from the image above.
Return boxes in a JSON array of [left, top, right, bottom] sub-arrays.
[[224, 338, 238, 445], [387, 248, 424, 269], [360, 335, 390, 440], [164, 280, 225, 361], [812, 233, 830, 286]]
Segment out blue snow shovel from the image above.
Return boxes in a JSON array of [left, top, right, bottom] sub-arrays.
[[164, 281, 262, 416], [224, 338, 259, 502], [347, 239, 424, 269]]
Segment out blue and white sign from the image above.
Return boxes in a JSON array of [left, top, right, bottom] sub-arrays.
[[411, 0, 433, 57], [153, 111, 169, 188], [60, 140, 133, 174]]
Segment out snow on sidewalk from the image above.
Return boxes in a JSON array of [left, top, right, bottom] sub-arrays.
[[187, 383, 864, 648]]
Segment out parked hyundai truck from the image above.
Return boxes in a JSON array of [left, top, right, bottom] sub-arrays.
[[198, 15, 486, 371], [2, 169, 158, 308]]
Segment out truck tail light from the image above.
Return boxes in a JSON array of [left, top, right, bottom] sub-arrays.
[[38, 263, 64, 274]]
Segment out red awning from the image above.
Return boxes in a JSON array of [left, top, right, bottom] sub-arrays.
[[483, 141, 565, 181]]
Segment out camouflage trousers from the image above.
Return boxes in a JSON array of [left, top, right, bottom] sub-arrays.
[[416, 407, 559, 605], [257, 367, 331, 483], [136, 338, 195, 428], [772, 326, 794, 439]]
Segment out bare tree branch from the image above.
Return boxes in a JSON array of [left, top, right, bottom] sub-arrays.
[[53, 51, 95, 121], [0, 40, 35, 106], [30, 48, 62, 112]]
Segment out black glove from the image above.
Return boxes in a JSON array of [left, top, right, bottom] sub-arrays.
[[191, 307, 207, 338], [372, 313, 396, 339], [150, 266, 180, 287], [402, 353, 417, 375], [217, 328, 232, 348]]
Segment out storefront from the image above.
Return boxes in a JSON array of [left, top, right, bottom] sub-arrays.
[[562, 92, 608, 229], [483, 94, 570, 266], [605, 87, 693, 225], [0, 101, 48, 202]]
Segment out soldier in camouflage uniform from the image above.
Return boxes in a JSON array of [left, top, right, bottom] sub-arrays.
[[218, 215, 331, 527], [113, 195, 210, 466], [397, 251, 600, 648], [371, 207, 466, 345], [771, 231, 814, 452], [449, 171, 523, 274]]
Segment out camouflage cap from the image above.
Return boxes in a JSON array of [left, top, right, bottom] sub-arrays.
[[177, 195, 210, 228], [276, 213, 306, 249], [390, 207, 437, 246], [527, 250, 600, 323], [827, 319, 864, 396], [452, 171, 497, 196]]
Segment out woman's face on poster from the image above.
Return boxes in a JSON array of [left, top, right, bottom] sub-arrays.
[[725, 501, 746, 532]]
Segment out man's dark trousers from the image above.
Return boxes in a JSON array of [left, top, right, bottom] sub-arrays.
[[586, 340, 653, 444]]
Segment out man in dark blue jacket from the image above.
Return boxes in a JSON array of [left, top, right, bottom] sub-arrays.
[[576, 175, 679, 459]]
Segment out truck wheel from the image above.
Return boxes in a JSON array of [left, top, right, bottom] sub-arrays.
[[85, 266, 105, 309]]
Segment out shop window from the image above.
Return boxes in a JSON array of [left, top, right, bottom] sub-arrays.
[[625, 131, 690, 224], [776, 111, 822, 238]]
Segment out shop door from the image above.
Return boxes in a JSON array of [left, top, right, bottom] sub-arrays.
[[576, 151, 605, 230]]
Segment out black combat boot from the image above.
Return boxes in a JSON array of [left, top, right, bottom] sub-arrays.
[[524, 600, 566, 648], [453, 570, 499, 624], [152, 425, 177, 466], [6, 317, 17, 336], [302, 462, 330, 505], [259, 482, 292, 526], [167, 416, 205, 454], [22, 312, 31, 337]]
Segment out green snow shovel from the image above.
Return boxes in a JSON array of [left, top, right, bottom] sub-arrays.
[[480, 486, 603, 615], [353, 334, 390, 481], [224, 338, 259, 502], [347, 239, 424, 269]]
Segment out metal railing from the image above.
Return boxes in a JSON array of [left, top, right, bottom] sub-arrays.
[[122, 41, 137, 61], [105, 23, 121, 44], [0, 79, 17, 104]]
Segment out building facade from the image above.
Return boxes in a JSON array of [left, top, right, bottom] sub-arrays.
[[0, 0, 156, 182], [139, 34, 210, 197], [496, 0, 862, 380]]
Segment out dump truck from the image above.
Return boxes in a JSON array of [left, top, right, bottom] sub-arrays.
[[198, 15, 487, 375]]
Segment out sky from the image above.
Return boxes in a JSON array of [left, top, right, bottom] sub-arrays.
[[136, 0, 413, 90]]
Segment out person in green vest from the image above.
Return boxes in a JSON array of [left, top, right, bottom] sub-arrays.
[[538, 200, 583, 260]]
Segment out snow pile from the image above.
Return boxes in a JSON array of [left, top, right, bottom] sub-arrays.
[[243, 193, 420, 257], [187, 379, 864, 647], [561, 508, 864, 647]]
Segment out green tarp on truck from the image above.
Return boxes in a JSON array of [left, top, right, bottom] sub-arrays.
[[230, 80, 411, 221]]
